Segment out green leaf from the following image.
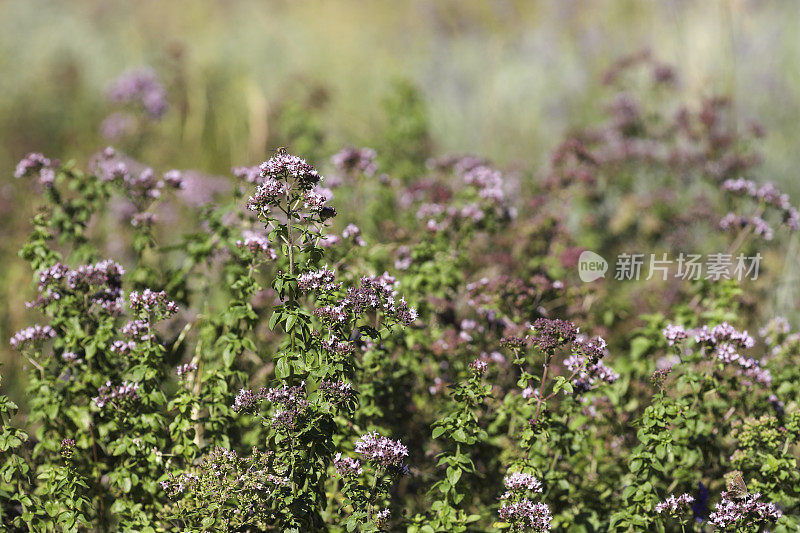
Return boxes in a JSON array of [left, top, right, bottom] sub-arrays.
[[269, 311, 281, 330], [276, 358, 291, 379], [630, 337, 652, 360], [447, 467, 462, 485]]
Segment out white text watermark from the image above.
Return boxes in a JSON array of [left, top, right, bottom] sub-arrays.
[[578, 251, 762, 282]]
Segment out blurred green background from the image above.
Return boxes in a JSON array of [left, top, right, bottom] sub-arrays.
[[2, 0, 800, 387]]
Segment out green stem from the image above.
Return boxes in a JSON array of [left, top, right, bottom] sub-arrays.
[[285, 191, 294, 277]]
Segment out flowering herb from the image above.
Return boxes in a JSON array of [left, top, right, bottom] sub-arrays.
[[5, 54, 800, 532]]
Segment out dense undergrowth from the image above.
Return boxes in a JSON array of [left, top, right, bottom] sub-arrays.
[[2, 53, 800, 532]]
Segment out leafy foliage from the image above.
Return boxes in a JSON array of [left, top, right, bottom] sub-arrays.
[[3, 56, 800, 532]]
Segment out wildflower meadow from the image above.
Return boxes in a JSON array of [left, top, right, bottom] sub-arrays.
[[3, 2, 800, 532]]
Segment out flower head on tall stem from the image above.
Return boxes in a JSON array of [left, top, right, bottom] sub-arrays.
[[355, 432, 409, 473], [529, 318, 579, 353], [708, 491, 781, 529], [10, 324, 55, 350], [15, 152, 56, 185], [655, 493, 694, 516]]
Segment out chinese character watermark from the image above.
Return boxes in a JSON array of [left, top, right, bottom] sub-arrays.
[[577, 251, 762, 282]]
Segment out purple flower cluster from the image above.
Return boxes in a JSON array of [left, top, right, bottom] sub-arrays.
[[10, 324, 55, 349], [498, 468, 551, 531], [760, 317, 791, 351], [246, 177, 289, 214], [498, 500, 552, 532], [394, 245, 412, 270], [231, 387, 266, 414], [236, 230, 277, 259], [375, 508, 391, 528], [92, 147, 131, 182], [260, 152, 321, 188], [131, 212, 157, 228], [500, 336, 529, 350], [176, 362, 198, 378], [565, 357, 619, 394], [35, 263, 71, 292], [319, 379, 354, 405], [529, 318, 579, 353], [232, 165, 263, 184], [512, 320, 619, 394], [314, 273, 417, 326], [354, 432, 409, 471], [414, 195, 508, 231], [321, 336, 355, 355], [160, 472, 200, 497], [14, 152, 55, 185], [751, 215, 774, 239], [303, 187, 335, 218], [105, 68, 168, 118], [110, 340, 136, 356], [129, 289, 178, 319], [30, 260, 125, 314], [760, 316, 790, 338], [265, 383, 309, 431], [66, 259, 125, 290], [655, 493, 694, 515], [723, 178, 790, 209], [342, 224, 366, 247], [650, 367, 672, 389], [331, 146, 378, 176], [314, 304, 348, 324], [245, 151, 325, 216], [459, 319, 480, 342], [543, 139, 598, 188], [93, 380, 140, 410], [318, 234, 341, 247], [61, 438, 76, 460], [769, 394, 786, 416], [737, 358, 773, 387], [359, 273, 417, 325], [708, 492, 782, 529], [463, 165, 506, 204], [662, 324, 688, 346], [695, 323, 755, 350], [503, 472, 543, 494], [162, 170, 184, 189], [263, 383, 305, 405], [160, 446, 287, 501], [121, 319, 154, 342], [721, 178, 800, 233], [468, 358, 488, 375], [602, 50, 676, 86], [91, 148, 181, 223], [574, 335, 608, 365], [333, 452, 363, 477], [411, 157, 515, 233], [298, 267, 339, 292], [693, 323, 771, 385], [123, 168, 164, 201], [720, 213, 774, 240]]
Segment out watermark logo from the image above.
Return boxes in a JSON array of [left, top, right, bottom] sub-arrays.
[[577, 251, 762, 282], [578, 250, 608, 282]]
